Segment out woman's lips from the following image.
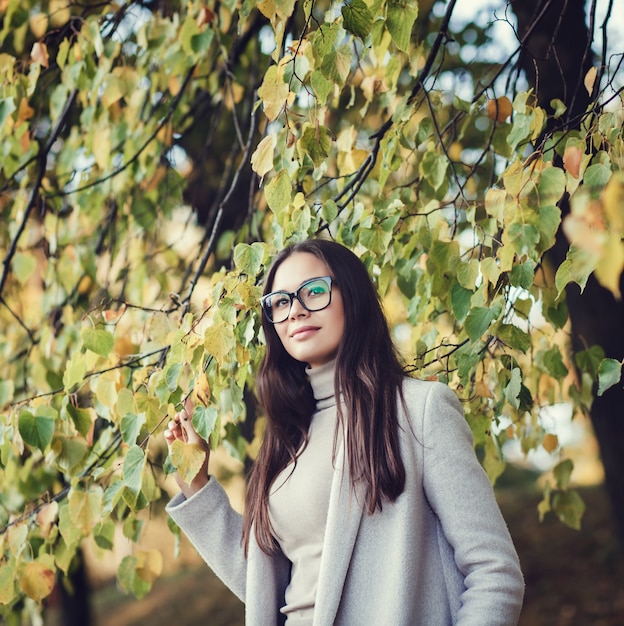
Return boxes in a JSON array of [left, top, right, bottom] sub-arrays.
[[290, 326, 319, 339]]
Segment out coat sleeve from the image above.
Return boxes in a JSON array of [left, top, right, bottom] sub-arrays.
[[166, 478, 247, 601], [420, 382, 525, 625]]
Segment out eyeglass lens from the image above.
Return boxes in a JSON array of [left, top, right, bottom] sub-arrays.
[[263, 277, 332, 323]]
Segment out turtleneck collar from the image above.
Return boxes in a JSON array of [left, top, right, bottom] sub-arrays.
[[306, 359, 337, 410]]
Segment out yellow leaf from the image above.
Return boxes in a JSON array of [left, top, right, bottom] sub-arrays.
[[170, 439, 206, 485], [30, 42, 49, 68], [193, 372, 211, 407], [136, 549, 163, 584], [584, 66, 597, 95], [250, 134, 277, 177], [257, 65, 289, 121], [542, 433, 559, 453], [92, 127, 111, 170], [49, 0, 71, 27], [595, 234, 624, 299], [602, 172, 624, 232], [484, 188, 506, 221], [224, 82, 244, 110], [204, 324, 236, 364], [18, 561, 55, 603], [29, 13, 48, 39], [68, 487, 103, 535]]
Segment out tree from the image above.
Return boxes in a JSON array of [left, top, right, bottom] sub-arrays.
[[0, 0, 622, 621]]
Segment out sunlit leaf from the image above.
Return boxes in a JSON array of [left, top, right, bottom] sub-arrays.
[[250, 134, 277, 177], [18, 560, 55, 602], [81, 327, 114, 357], [265, 169, 292, 215], [136, 548, 163, 584], [68, 487, 103, 535], [169, 439, 206, 485], [386, 0, 418, 52]]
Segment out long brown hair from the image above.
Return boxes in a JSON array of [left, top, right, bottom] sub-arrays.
[[242, 239, 406, 554]]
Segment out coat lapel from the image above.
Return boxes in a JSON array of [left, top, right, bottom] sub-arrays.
[[313, 442, 365, 625]]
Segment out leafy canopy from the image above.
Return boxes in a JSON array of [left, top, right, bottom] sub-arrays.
[[0, 0, 622, 618]]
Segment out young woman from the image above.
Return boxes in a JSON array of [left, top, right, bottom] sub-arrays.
[[165, 239, 524, 625]]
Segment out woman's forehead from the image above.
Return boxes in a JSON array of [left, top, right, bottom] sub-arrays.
[[271, 252, 330, 292]]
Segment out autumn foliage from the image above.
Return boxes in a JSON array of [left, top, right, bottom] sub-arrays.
[[0, 0, 622, 621]]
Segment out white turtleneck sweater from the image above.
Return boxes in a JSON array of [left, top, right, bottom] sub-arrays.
[[268, 359, 340, 626]]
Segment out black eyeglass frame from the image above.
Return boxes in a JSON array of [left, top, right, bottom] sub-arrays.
[[260, 276, 335, 324]]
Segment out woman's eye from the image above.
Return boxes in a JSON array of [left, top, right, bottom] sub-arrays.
[[273, 296, 290, 309]]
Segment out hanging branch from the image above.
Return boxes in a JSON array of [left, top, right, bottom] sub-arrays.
[[0, 89, 78, 298]]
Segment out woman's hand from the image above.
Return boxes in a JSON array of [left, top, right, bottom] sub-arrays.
[[164, 397, 211, 498]]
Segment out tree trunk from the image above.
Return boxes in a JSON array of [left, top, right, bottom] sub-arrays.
[[511, 0, 624, 544]]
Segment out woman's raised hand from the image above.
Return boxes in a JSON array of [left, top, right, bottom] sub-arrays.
[[164, 397, 211, 497]]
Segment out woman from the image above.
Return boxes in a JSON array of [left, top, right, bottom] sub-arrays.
[[165, 239, 524, 625]]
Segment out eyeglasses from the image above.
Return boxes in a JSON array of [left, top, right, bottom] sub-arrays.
[[261, 276, 334, 324]]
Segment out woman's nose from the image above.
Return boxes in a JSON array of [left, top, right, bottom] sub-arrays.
[[289, 297, 309, 318]]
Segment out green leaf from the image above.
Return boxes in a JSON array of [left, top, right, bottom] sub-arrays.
[[505, 222, 539, 257], [450, 283, 472, 323], [234, 242, 266, 276], [359, 227, 392, 256], [342, 0, 374, 40], [0, 560, 16, 605], [297, 123, 332, 167], [94, 519, 116, 551], [545, 299, 568, 329], [0, 379, 14, 409], [121, 412, 146, 445], [420, 148, 448, 191], [65, 403, 94, 438], [386, 0, 418, 52], [537, 166, 566, 203], [553, 458, 574, 490], [192, 405, 218, 442], [123, 445, 146, 496], [504, 367, 522, 409], [118, 555, 152, 599], [81, 327, 114, 357], [465, 306, 499, 340], [63, 350, 87, 391], [552, 489, 585, 531], [597, 358, 622, 396], [497, 324, 531, 352], [11, 252, 37, 285], [541, 346, 569, 378], [0, 97, 16, 129], [555, 246, 597, 296], [265, 170, 292, 215], [509, 259, 535, 289], [18, 409, 55, 452]]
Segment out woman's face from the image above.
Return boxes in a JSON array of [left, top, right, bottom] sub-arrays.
[[268, 252, 345, 369]]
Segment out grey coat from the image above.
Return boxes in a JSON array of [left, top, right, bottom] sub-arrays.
[[167, 379, 524, 625]]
